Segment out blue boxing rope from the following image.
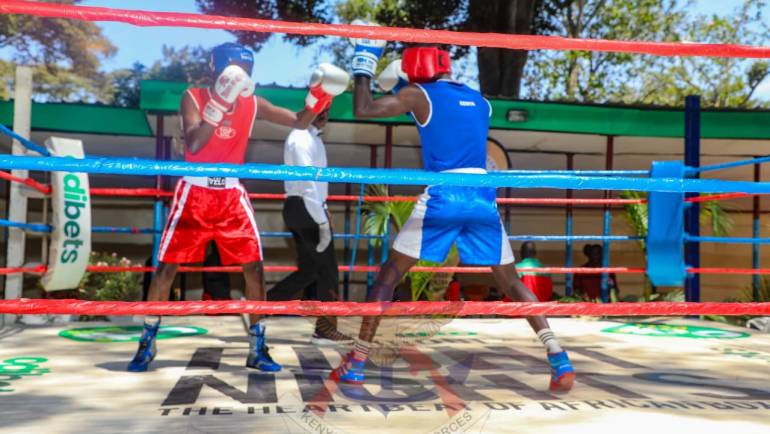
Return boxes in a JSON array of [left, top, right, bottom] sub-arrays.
[[0, 219, 50, 233], [0, 219, 395, 240], [0, 219, 642, 243], [508, 235, 642, 242], [688, 155, 770, 175], [686, 235, 770, 245], [0, 124, 51, 157], [1, 154, 770, 194], [499, 169, 649, 177]]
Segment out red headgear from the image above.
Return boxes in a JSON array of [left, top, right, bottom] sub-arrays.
[[401, 47, 451, 83]]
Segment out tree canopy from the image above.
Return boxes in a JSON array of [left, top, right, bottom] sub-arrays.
[[195, 0, 539, 98], [524, 0, 770, 108], [2, 0, 768, 109], [0, 0, 115, 102]]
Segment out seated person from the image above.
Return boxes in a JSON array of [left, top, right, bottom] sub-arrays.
[[514, 241, 553, 302], [573, 244, 619, 301]]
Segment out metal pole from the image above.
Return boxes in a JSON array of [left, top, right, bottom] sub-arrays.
[[753, 159, 761, 301], [151, 115, 165, 268], [342, 182, 351, 300], [382, 127, 393, 266], [565, 153, 574, 296], [684, 95, 701, 302], [384, 126, 393, 189], [3, 66, 32, 326], [601, 137, 614, 302], [367, 145, 378, 290]]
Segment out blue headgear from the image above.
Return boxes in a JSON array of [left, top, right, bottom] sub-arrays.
[[209, 43, 254, 77]]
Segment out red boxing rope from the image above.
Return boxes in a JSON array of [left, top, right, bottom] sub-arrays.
[[2, 1, 770, 58], [0, 171, 51, 194], [1, 299, 768, 317], [0, 265, 648, 276], [686, 193, 753, 203], [5, 176, 756, 206], [12, 265, 770, 275]]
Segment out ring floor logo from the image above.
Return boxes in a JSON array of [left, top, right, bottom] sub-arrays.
[[58, 325, 208, 342], [155, 342, 770, 428], [601, 323, 750, 339], [0, 357, 49, 392]]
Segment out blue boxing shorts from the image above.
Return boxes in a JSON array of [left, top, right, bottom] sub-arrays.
[[393, 182, 514, 266]]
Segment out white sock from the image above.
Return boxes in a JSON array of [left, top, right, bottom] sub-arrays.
[[144, 315, 161, 327], [352, 339, 371, 361], [537, 328, 563, 354]]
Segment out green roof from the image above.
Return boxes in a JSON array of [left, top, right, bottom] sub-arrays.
[[0, 100, 152, 137], [139, 80, 770, 140], [3, 81, 770, 139]]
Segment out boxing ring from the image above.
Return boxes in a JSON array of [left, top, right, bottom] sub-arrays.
[[1, 1, 770, 433]]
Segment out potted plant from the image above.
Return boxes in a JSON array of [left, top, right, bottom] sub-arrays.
[[619, 191, 733, 300], [78, 252, 142, 322]]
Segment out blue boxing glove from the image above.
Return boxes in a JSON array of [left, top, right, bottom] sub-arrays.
[[350, 19, 387, 78], [377, 59, 408, 94]]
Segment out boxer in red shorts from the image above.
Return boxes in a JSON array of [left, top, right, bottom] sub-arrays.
[[128, 43, 349, 372]]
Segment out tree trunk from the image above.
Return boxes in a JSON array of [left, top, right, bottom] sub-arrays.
[[468, 0, 538, 98]]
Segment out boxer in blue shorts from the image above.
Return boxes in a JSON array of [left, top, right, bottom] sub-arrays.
[[331, 31, 575, 393]]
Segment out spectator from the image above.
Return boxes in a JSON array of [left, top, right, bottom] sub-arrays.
[[573, 244, 619, 301], [515, 241, 553, 301]]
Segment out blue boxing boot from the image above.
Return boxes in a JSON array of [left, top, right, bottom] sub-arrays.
[[548, 351, 576, 393], [246, 322, 282, 372], [330, 351, 366, 385], [127, 316, 160, 372]]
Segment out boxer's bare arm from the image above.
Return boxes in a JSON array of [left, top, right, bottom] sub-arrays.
[[353, 76, 429, 124], [181, 92, 216, 155], [256, 96, 317, 129]]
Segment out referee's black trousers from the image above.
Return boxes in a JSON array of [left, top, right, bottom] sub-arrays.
[[268, 197, 339, 302]]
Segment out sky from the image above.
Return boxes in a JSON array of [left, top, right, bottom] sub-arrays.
[[65, 0, 770, 98]]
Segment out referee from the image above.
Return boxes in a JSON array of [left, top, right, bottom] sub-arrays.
[[269, 109, 350, 345]]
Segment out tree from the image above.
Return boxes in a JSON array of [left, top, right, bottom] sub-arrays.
[[195, 0, 333, 50], [631, 0, 770, 108], [523, 0, 686, 102], [467, 0, 541, 97], [524, 0, 770, 108], [108, 46, 211, 107], [0, 0, 115, 102], [196, 0, 543, 98]]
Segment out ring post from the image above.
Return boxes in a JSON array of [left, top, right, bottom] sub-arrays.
[[342, 183, 351, 300], [601, 137, 615, 302], [647, 161, 687, 287], [684, 95, 701, 302], [3, 66, 32, 326], [753, 160, 762, 300]]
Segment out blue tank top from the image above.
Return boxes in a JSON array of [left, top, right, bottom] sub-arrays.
[[413, 80, 490, 172]]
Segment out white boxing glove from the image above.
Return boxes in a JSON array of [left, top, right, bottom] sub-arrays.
[[202, 100, 225, 127], [305, 63, 350, 113], [211, 64, 253, 111], [203, 64, 254, 127], [349, 19, 387, 78], [316, 221, 332, 253], [377, 59, 408, 93]]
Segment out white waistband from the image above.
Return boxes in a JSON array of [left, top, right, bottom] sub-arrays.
[[440, 168, 488, 175], [182, 176, 240, 189]]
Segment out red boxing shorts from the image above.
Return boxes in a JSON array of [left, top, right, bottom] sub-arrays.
[[157, 177, 262, 265]]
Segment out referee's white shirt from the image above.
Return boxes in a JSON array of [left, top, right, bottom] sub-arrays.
[[284, 126, 328, 224]]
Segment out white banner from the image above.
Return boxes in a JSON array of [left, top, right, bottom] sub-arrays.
[[41, 137, 91, 291]]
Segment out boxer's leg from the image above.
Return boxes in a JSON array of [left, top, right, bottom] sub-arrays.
[[127, 262, 179, 372]]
